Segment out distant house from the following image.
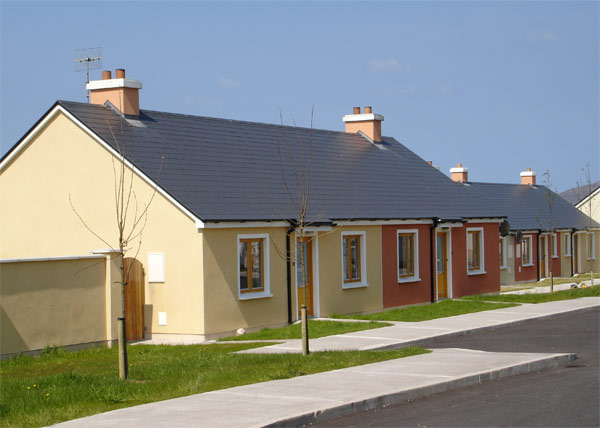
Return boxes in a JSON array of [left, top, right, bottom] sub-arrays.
[[450, 167, 600, 284], [0, 68, 595, 356]]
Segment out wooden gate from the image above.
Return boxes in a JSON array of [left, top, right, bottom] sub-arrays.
[[124, 258, 145, 341]]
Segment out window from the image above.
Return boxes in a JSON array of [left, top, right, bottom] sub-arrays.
[[397, 230, 419, 282], [467, 228, 484, 274], [564, 233, 571, 256], [587, 233, 596, 260], [521, 235, 533, 266], [341, 232, 367, 288], [499, 237, 507, 269], [238, 234, 271, 299], [551, 234, 558, 258]]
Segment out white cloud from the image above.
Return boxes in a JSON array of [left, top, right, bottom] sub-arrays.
[[526, 30, 559, 42], [218, 76, 240, 88], [369, 58, 416, 73]]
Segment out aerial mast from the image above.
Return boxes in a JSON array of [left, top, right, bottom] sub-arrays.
[[74, 47, 102, 102]]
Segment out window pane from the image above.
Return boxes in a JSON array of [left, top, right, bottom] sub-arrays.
[[239, 241, 248, 290], [251, 241, 262, 290], [468, 231, 480, 270], [342, 238, 349, 281], [398, 234, 414, 276], [296, 241, 308, 286], [436, 235, 444, 273], [350, 237, 359, 279]]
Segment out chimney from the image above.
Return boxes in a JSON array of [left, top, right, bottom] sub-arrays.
[[520, 168, 536, 186], [87, 68, 142, 116], [343, 106, 384, 142], [450, 163, 469, 183]]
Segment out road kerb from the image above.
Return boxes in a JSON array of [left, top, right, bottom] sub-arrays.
[[263, 352, 576, 428]]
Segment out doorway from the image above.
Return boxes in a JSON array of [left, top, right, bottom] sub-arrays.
[[123, 258, 145, 341], [436, 231, 450, 299], [296, 237, 314, 317]]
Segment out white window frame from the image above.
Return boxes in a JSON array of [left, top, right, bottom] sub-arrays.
[[499, 237, 507, 269], [466, 227, 486, 275], [564, 232, 571, 256], [341, 231, 368, 289], [397, 229, 420, 283], [586, 232, 596, 260], [147, 252, 165, 283], [521, 235, 534, 266], [237, 233, 272, 300], [551, 233, 558, 258]]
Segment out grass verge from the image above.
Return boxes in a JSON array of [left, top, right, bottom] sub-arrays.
[[463, 285, 600, 304], [219, 320, 391, 341], [0, 343, 428, 428], [331, 299, 518, 322]]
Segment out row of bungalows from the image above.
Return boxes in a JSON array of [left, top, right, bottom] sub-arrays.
[[449, 166, 600, 285], [1, 69, 598, 354]]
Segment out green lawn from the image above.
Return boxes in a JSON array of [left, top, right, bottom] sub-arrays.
[[219, 320, 391, 341], [331, 299, 519, 322], [463, 285, 600, 304], [0, 343, 428, 428]]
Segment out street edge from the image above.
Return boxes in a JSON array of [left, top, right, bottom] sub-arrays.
[[263, 352, 576, 428]]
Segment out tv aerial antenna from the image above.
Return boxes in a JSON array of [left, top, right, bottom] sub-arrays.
[[74, 47, 102, 102]]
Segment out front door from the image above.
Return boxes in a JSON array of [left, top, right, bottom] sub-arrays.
[[573, 234, 579, 274], [436, 232, 448, 299], [540, 236, 547, 278], [123, 258, 145, 341], [296, 237, 314, 317]]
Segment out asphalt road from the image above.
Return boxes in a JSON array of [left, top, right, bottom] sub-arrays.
[[311, 308, 600, 428]]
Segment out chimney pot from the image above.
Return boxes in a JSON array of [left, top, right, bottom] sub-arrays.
[[353, 106, 361, 114], [364, 106, 372, 114], [102, 70, 112, 80], [427, 161, 432, 165], [116, 69, 126, 79], [457, 163, 462, 167]]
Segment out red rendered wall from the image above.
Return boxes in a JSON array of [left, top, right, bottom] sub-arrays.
[[451, 223, 501, 298], [381, 224, 432, 308], [550, 234, 561, 277], [514, 233, 538, 283]]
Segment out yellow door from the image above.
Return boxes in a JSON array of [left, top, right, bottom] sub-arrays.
[[296, 238, 314, 316], [540, 236, 546, 278], [436, 232, 448, 299]]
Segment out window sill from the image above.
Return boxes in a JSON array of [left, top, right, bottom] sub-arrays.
[[343, 282, 368, 290], [500, 266, 508, 270], [587, 257, 596, 261], [552, 256, 559, 259], [565, 254, 571, 257], [467, 270, 487, 276], [522, 263, 534, 267], [398, 277, 421, 283], [239, 292, 273, 301]]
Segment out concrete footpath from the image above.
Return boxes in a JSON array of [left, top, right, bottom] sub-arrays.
[[52, 297, 599, 428]]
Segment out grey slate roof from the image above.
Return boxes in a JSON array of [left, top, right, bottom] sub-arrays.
[[467, 182, 599, 231], [38, 100, 504, 223]]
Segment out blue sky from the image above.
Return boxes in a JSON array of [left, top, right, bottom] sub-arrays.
[[1, 0, 598, 192]]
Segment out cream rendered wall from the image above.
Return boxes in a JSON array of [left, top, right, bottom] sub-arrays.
[[291, 226, 383, 319], [500, 236, 515, 285], [0, 258, 107, 355], [559, 232, 574, 277], [579, 230, 600, 273], [0, 111, 204, 337], [577, 191, 599, 223], [202, 228, 288, 336]]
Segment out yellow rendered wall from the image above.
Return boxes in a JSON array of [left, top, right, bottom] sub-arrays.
[[0, 111, 204, 336], [0, 258, 107, 355], [578, 230, 600, 273], [559, 232, 574, 277], [202, 228, 288, 335], [297, 226, 383, 319]]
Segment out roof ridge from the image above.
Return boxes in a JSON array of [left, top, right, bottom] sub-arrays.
[[58, 99, 395, 141]]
